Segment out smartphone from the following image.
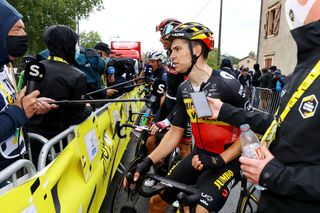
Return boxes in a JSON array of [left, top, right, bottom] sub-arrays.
[[190, 91, 213, 118]]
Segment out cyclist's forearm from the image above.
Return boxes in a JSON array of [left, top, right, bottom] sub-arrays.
[[149, 125, 183, 163], [220, 138, 241, 163]]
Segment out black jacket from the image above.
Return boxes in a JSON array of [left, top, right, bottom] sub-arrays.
[[29, 25, 90, 139], [218, 21, 320, 212], [29, 60, 90, 139]]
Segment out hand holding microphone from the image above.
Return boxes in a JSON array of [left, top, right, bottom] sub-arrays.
[[14, 87, 40, 118], [19, 61, 57, 116], [144, 64, 153, 83], [24, 61, 46, 95]]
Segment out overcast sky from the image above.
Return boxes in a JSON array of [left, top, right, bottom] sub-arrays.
[[80, 0, 261, 59]]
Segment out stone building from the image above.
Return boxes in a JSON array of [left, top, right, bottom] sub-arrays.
[[257, 0, 296, 75]]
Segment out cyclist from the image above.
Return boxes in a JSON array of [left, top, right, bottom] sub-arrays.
[[127, 22, 250, 212], [145, 18, 194, 213], [146, 18, 191, 156], [140, 50, 167, 113]]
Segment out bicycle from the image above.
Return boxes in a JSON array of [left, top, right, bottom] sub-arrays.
[[111, 152, 261, 213], [235, 174, 261, 213], [115, 121, 181, 175], [111, 156, 200, 213]]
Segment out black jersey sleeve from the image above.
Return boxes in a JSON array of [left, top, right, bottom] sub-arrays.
[[171, 85, 188, 128], [220, 76, 250, 109]]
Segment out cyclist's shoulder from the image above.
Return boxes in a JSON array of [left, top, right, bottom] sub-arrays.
[[211, 69, 237, 81], [177, 79, 192, 91]]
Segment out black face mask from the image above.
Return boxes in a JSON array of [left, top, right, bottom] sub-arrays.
[[7, 35, 29, 58]]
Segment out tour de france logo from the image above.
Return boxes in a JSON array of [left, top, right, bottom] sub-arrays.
[[299, 94, 318, 119]]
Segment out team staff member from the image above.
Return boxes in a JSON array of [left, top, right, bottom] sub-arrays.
[[0, 0, 56, 170], [206, 0, 320, 212], [29, 25, 91, 140], [128, 22, 250, 212]]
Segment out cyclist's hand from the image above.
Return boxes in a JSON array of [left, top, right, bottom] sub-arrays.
[[192, 153, 225, 170], [150, 123, 160, 135], [133, 157, 154, 182], [155, 118, 171, 131], [123, 172, 135, 189], [240, 142, 274, 184]]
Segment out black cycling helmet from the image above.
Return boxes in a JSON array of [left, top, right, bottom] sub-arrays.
[[167, 22, 214, 51]]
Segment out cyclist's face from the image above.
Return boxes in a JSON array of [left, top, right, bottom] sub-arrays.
[[148, 59, 160, 70], [170, 38, 192, 74], [159, 37, 171, 50]]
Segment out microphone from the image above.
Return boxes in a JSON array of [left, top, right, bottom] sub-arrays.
[[24, 61, 46, 94], [146, 79, 167, 108], [144, 64, 153, 83]]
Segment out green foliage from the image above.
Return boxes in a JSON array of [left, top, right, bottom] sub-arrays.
[[10, 0, 103, 54], [79, 31, 102, 48], [248, 51, 256, 57], [208, 48, 219, 69]]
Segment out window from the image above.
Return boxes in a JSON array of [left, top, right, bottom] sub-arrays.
[[264, 57, 273, 69], [264, 3, 281, 38]]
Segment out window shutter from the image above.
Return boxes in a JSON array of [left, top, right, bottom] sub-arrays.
[[273, 4, 282, 36], [264, 11, 269, 38]]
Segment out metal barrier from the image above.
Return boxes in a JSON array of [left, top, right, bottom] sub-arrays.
[[0, 159, 36, 194], [249, 87, 280, 115], [37, 100, 112, 171], [37, 126, 75, 171]]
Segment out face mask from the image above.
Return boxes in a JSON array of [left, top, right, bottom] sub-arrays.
[[103, 57, 110, 64], [7, 35, 29, 58], [285, 0, 316, 29]]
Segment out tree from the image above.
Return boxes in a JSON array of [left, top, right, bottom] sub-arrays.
[[80, 31, 102, 48], [248, 51, 256, 58], [10, 0, 103, 54], [208, 48, 219, 69]]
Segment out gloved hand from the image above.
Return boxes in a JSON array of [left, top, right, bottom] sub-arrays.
[[155, 118, 171, 131], [197, 153, 225, 170], [133, 157, 154, 181]]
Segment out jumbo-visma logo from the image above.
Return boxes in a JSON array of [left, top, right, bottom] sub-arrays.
[[299, 94, 318, 119]]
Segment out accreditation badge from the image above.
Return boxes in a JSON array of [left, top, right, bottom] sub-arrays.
[[299, 94, 318, 119], [0, 128, 26, 159]]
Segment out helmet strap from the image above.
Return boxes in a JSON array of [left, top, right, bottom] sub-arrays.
[[185, 41, 200, 76]]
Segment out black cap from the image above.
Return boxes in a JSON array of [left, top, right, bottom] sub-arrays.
[[270, 65, 277, 71], [94, 42, 113, 54]]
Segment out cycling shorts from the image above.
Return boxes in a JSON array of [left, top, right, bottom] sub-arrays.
[[160, 146, 241, 212]]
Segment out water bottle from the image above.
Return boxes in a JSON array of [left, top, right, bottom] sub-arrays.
[[240, 124, 266, 190], [240, 124, 264, 160]]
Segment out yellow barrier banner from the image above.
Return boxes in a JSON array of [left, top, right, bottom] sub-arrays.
[[0, 87, 144, 212]]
